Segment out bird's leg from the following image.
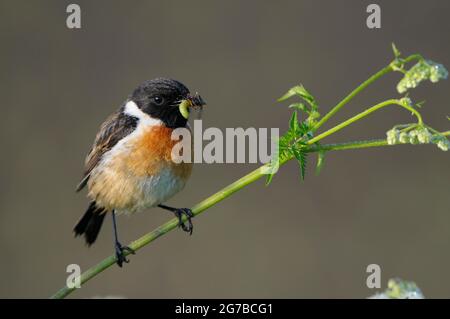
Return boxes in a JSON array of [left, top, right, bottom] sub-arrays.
[[112, 210, 135, 267], [158, 204, 194, 235]]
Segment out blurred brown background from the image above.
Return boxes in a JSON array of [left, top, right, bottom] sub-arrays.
[[1, 0, 449, 298]]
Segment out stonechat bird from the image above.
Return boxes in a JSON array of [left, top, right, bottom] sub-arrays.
[[74, 78, 205, 267]]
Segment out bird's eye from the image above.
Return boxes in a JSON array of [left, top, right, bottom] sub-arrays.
[[153, 96, 164, 105]]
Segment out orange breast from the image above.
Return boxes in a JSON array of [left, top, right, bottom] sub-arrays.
[[127, 125, 193, 180]]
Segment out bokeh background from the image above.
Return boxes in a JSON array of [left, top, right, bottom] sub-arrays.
[[1, 0, 449, 298]]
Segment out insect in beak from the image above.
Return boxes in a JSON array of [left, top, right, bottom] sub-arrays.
[[179, 93, 206, 119]]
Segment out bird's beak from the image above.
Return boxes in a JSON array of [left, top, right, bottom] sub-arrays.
[[179, 93, 206, 119]]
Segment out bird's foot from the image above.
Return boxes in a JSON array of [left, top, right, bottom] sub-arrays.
[[114, 242, 135, 267], [174, 208, 194, 235]]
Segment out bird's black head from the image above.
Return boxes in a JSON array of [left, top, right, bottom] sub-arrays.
[[130, 78, 205, 128]]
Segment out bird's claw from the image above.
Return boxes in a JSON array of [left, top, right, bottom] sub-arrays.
[[115, 242, 135, 267], [175, 208, 194, 235]]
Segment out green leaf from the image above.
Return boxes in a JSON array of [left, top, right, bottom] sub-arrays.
[[297, 86, 317, 110], [315, 150, 325, 175], [306, 110, 320, 126], [289, 111, 300, 132], [279, 85, 320, 129], [265, 154, 280, 185], [415, 100, 426, 108], [289, 102, 308, 113], [278, 85, 317, 109], [265, 172, 274, 185], [278, 86, 301, 102], [278, 131, 294, 149], [265, 137, 282, 186], [392, 43, 401, 58], [292, 146, 307, 180]]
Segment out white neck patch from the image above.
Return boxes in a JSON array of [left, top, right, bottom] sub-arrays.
[[124, 100, 163, 127]]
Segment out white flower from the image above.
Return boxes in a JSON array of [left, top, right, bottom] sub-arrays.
[[417, 128, 432, 144], [408, 130, 419, 144], [428, 61, 449, 83], [386, 129, 399, 145], [399, 97, 413, 107], [399, 132, 410, 144], [437, 139, 449, 151], [397, 60, 449, 93]]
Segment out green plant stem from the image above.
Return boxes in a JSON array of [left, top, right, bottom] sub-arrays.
[[51, 53, 434, 299], [312, 54, 423, 133], [51, 134, 438, 299], [312, 66, 392, 132], [308, 99, 423, 145], [307, 139, 388, 152], [51, 165, 268, 299]]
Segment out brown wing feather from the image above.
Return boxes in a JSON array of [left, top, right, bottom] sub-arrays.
[[76, 108, 138, 192]]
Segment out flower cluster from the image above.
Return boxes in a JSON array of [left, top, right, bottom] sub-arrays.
[[386, 126, 449, 151], [383, 278, 423, 299], [397, 60, 448, 94], [399, 97, 413, 107]]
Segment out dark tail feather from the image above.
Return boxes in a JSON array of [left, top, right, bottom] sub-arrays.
[[75, 174, 90, 192], [74, 201, 107, 246]]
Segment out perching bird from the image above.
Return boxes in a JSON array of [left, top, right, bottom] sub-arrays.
[[74, 78, 205, 266]]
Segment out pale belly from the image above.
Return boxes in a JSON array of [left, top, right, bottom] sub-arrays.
[[125, 167, 188, 214], [87, 125, 192, 214], [88, 159, 191, 214]]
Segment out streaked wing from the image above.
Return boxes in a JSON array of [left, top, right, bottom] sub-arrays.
[[76, 109, 137, 191]]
